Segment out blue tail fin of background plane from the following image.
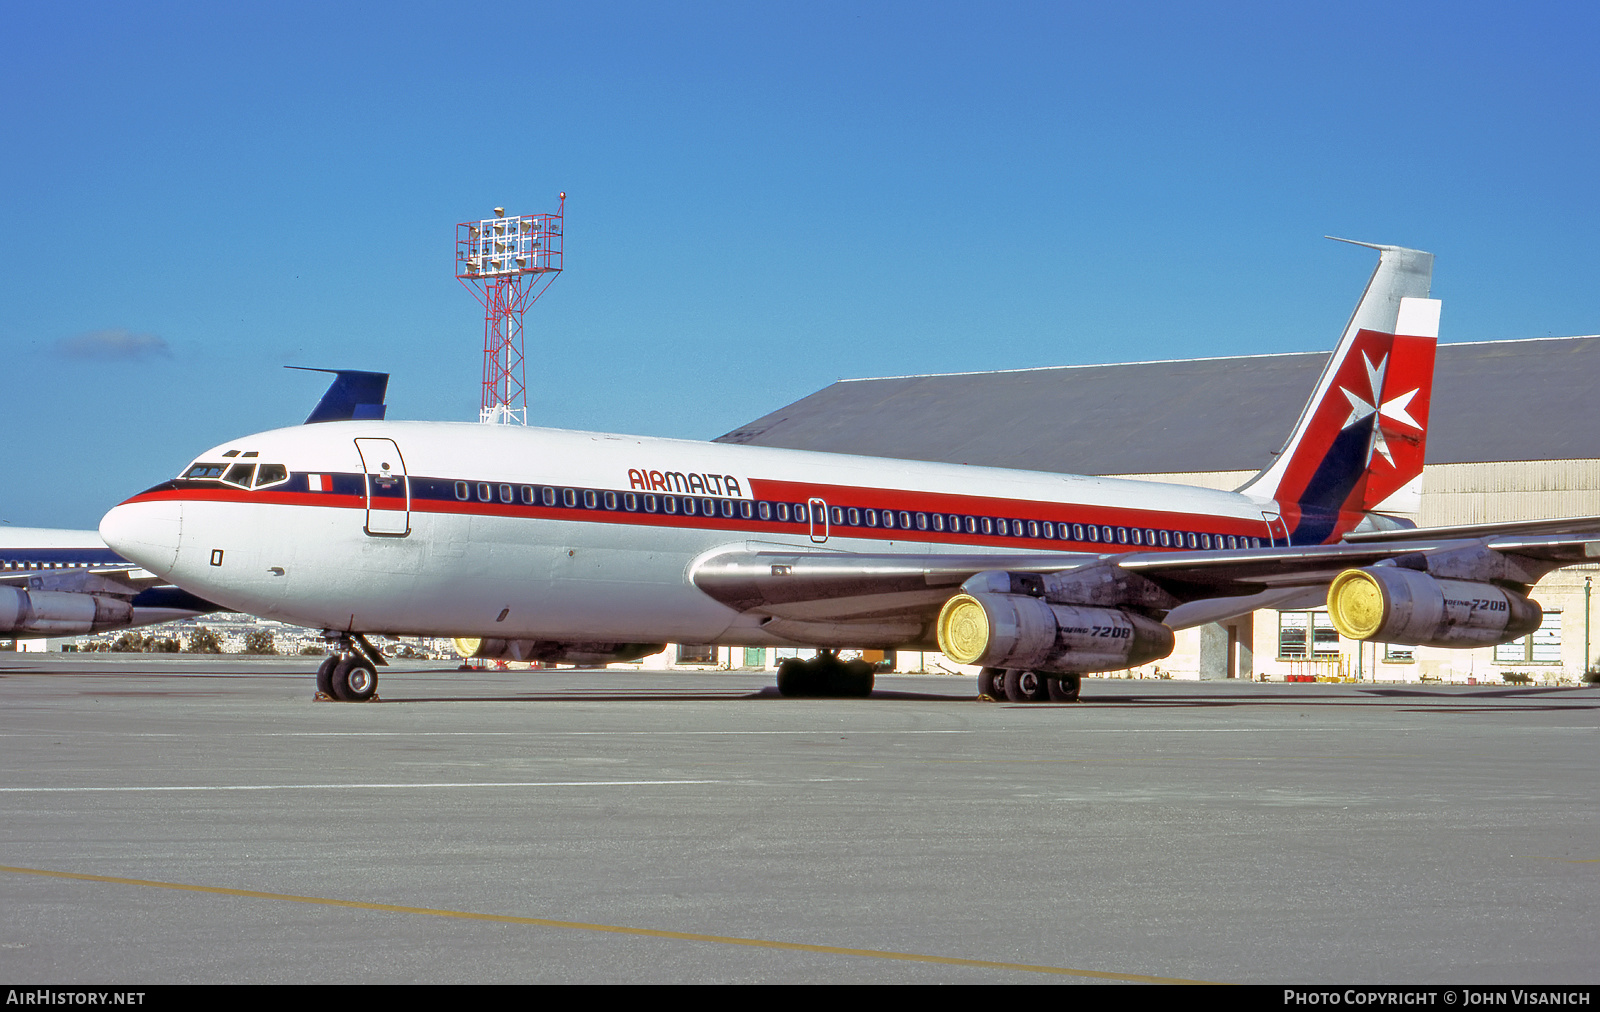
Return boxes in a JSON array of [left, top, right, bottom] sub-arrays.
[[289, 367, 390, 424]]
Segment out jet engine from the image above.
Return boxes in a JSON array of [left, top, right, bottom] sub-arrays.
[[453, 638, 666, 666], [935, 592, 1174, 674], [0, 586, 133, 635], [1325, 567, 1542, 648]]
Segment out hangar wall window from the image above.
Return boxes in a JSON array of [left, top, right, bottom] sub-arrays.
[[1383, 643, 1416, 662], [1278, 611, 1340, 660], [676, 644, 716, 664], [1494, 611, 1561, 664]]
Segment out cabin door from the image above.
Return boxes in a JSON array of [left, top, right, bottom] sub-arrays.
[[808, 497, 829, 544], [355, 438, 410, 537], [1261, 511, 1289, 548]]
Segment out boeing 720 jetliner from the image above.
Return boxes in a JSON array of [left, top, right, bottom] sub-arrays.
[[99, 242, 1600, 702]]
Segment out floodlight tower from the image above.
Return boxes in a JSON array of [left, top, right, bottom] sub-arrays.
[[455, 194, 565, 424]]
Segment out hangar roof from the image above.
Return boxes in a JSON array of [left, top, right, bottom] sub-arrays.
[[715, 335, 1600, 474]]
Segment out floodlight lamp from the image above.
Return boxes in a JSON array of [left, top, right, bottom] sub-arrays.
[[493, 207, 505, 217]]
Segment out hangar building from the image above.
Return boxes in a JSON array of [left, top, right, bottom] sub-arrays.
[[713, 335, 1600, 685]]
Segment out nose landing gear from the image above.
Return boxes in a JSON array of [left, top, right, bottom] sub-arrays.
[[315, 632, 387, 702]]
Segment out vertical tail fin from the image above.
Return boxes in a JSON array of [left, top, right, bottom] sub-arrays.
[[1239, 240, 1439, 543]]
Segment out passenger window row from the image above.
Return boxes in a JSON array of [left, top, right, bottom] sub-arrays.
[[450, 482, 813, 522], [443, 481, 1262, 549], [828, 507, 1259, 549]]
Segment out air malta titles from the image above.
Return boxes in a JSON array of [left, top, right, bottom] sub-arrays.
[[628, 469, 746, 497]]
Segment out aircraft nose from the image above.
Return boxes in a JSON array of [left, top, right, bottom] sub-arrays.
[[99, 499, 183, 576]]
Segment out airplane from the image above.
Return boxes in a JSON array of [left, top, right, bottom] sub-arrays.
[[96, 240, 1600, 703], [0, 527, 216, 640]]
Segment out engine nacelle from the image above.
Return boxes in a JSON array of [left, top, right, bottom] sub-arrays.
[[0, 587, 134, 635], [453, 638, 666, 666], [936, 592, 1175, 674], [1326, 568, 1542, 648]]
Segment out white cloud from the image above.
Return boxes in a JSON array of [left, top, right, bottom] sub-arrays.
[[54, 329, 173, 361]]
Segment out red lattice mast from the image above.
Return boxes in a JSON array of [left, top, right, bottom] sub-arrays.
[[456, 195, 565, 424]]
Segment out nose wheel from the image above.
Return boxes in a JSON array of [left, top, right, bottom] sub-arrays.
[[315, 633, 386, 702]]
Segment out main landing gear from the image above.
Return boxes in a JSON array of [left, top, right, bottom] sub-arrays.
[[315, 633, 387, 702], [978, 667, 1081, 703], [775, 650, 875, 698]]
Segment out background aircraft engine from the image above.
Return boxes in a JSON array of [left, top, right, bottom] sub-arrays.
[[936, 592, 1174, 674], [453, 638, 666, 666], [0, 587, 133, 634], [1325, 567, 1543, 648]]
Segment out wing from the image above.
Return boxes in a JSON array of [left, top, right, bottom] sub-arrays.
[[691, 526, 1600, 650]]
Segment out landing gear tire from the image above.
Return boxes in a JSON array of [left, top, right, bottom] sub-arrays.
[[834, 658, 875, 698], [1047, 674, 1082, 702], [315, 656, 339, 697], [1003, 668, 1051, 703], [977, 667, 1004, 701], [330, 657, 379, 702], [776, 657, 816, 697], [776, 653, 874, 698]]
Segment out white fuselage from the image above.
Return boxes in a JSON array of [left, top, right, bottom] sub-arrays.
[[100, 420, 1283, 646]]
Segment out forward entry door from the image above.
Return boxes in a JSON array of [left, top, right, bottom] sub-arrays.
[[355, 438, 410, 536]]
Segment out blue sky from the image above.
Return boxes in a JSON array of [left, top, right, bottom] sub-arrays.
[[4, 1, 1597, 529]]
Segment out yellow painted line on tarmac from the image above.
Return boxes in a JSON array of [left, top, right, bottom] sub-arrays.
[[1, 864, 1220, 983]]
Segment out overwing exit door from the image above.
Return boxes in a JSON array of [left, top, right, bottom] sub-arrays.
[[808, 497, 829, 544], [355, 438, 410, 536]]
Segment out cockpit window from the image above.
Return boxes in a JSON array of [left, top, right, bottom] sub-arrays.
[[222, 463, 256, 488], [184, 463, 227, 479], [254, 464, 288, 487]]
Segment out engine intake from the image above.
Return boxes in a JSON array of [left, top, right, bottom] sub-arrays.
[[1326, 567, 1542, 648], [936, 592, 1174, 674]]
